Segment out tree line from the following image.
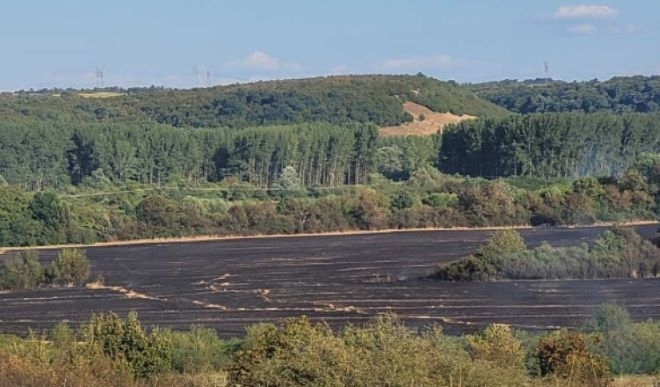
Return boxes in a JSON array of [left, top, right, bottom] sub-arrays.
[[0, 121, 378, 190], [468, 75, 660, 114], [439, 112, 660, 179], [2, 162, 658, 247], [3, 74, 508, 129]]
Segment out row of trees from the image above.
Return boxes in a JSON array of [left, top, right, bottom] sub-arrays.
[[1, 306, 657, 386], [469, 75, 660, 114], [2, 161, 658, 247], [440, 112, 660, 179], [5, 112, 660, 191], [0, 121, 378, 189]]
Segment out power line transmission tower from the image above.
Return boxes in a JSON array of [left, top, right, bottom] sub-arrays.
[[206, 70, 211, 87], [95, 67, 105, 88], [193, 65, 200, 87]]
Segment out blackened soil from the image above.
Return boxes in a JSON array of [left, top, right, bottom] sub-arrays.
[[1, 225, 658, 338]]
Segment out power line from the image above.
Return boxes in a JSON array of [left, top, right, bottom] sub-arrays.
[[95, 67, 104, 88], [193, 65, 200, 87]]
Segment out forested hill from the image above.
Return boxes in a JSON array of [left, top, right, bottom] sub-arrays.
[[467, 75, 660, 114], [2, 74, 509, 128]]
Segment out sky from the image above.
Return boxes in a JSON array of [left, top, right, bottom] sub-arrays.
[[1, 0, 659, 90]]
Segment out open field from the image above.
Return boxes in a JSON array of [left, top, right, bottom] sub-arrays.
[[0, 225, 658, 338], [379, 101, 476, 136]]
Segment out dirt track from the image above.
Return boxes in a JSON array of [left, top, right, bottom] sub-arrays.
[[0, 225, 658, 338]]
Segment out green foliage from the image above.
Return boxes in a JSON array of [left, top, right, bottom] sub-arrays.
[[51, 248, 91, 286], [0, 250, 44, 290], [469, 76, 660, 114], [82, 311, 172, 378], [434, 227, 660, 281], [466, 323, 527, 379], [167, 326, 229, 374], [0, 309, 659, 385], [590, 304, 660, 374], [389, 189, 414, 211], [440, 112, 660, 179], [229, 315, 530, 387]]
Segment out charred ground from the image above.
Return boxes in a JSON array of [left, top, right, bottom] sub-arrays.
[[0, 225, 658, 338]]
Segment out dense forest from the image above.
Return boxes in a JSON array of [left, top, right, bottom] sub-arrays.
[[468, 76, 660, 114], [0, 121, 378, 190], [2, 74, 508, 129], [2, 75, 660, 247], [440, 112, 660, 178]]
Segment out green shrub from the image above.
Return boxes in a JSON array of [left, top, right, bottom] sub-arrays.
[[591, 304, 660, 374], [0, 250, 44, 290], [81, 311, 173, 378], [50, 248, 90, 286]]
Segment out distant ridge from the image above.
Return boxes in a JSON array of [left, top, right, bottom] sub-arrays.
[[122, 74, 509, 128], [468, 75, 660, 114], [1, 74, 507, 129]]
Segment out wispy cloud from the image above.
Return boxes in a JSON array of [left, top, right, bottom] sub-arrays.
[[226, 50, 300, 71], [380, 54, 460, 71], [556, 5, 617, 19], [243, 50, 280, 70], [569, 23, 598, 34]]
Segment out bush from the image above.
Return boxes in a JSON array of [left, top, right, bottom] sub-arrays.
[[0, 250, 44, 290], [537, 329, 611, 386], [229, 315, 531, 387], [50, 248, 90, 286], [81, 311, 172, 378], [590, 304, 660, 374]]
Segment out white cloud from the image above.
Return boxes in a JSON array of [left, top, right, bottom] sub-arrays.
[[556, 5, 617, 19], [244, 50, 280, 70], [381, 54, 458, 71], [568, 23, 598, 34], [226, 50, 300, 72]]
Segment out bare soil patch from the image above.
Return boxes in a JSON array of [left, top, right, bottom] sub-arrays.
[[380, 101, 477, 137]]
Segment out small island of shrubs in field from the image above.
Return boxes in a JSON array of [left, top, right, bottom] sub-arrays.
[[0, 248, 91, 291], [432, 227, 660, 281]]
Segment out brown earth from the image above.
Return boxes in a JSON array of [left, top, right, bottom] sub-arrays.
[[379, 101, 477, 137]]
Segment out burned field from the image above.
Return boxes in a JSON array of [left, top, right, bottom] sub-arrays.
[[1, 225, 659, 337]]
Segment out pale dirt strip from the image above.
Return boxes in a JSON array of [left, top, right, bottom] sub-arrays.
[[0, 220, 656, 255]]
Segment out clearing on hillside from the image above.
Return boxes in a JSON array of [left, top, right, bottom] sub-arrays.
[[78, 91, 124, 99], [379, 101, 476, 137]]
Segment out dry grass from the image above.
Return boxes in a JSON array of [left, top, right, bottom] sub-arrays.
[[78, 92, 123, 99], [379, 101, 476, 137], [85, 281, 159, 301], [612, 375, 659, 387]]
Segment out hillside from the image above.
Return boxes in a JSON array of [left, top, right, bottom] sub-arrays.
[[379, 101, 476, 137], [3, 74, 509, 128], [127, 74, 509, 128], [467, 75, 660, 114]]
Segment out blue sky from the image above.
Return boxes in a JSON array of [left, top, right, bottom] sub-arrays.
[[1, 0, 659, 90]]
